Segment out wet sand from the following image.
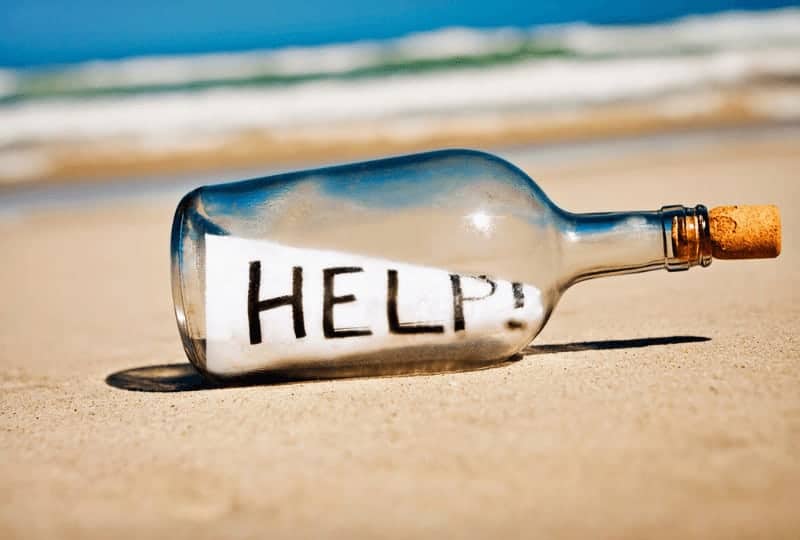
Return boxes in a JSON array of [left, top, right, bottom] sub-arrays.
[[1, 130, 798, 538], [3, 83, 798, 187]]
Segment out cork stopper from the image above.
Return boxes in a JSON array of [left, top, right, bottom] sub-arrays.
[[709, 205, 781, 259]]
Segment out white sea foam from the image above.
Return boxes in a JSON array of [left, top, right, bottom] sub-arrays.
[[1, 46, 799, 147], [0, 8, 798, 156], [4, 8, 799, 96], [554, 8, 800, 55]]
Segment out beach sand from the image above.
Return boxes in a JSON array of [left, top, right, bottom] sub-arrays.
[[1, 130, 798, 538]]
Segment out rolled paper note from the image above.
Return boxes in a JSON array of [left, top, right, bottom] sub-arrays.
[[204, 235, 544, 377], [709, 205, 781, 259]]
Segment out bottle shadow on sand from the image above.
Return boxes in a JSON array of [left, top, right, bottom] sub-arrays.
[[105, 335, 709, 393]]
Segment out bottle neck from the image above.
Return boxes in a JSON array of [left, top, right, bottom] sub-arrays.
[[558, 204, 712, 287]]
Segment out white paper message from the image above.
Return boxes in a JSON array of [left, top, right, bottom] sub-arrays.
[[205, 235, 543, 376]]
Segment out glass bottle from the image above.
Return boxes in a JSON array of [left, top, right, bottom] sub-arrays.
[[171, 149, 779, 381]]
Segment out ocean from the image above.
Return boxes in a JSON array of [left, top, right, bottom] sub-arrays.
[[1, 7, 799, 184]]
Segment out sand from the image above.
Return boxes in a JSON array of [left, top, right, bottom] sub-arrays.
[[1, 130, 798, 538]]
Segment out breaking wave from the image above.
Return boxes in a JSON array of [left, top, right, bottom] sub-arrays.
[[0, 7, 798, 150]]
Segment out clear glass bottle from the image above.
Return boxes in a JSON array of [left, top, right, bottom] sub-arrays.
[[171, 149, 777, 381]]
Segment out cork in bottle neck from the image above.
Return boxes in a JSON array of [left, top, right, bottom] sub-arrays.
[[661, 205, 712, 271]]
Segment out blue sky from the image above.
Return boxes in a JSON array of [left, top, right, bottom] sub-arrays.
[[1, 0, 795, 67]]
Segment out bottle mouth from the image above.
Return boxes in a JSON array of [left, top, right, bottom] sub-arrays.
[[661, 204, 712, 271], [171, 189, 208, 373]]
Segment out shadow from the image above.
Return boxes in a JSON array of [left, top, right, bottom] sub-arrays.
[[106, 363, 216, 392], [523, 335, 710, 355], [105, 358, 522, 393], [107, 335, 710, 393]]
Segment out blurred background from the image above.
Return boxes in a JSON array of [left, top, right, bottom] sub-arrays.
[[1, 0, 798, 188], [3, 4, 800, 537]]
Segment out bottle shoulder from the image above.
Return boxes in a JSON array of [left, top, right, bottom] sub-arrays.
[[196, 148, 539, 195]]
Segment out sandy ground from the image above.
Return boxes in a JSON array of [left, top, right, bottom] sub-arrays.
[[1, 130, 798, 538]]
